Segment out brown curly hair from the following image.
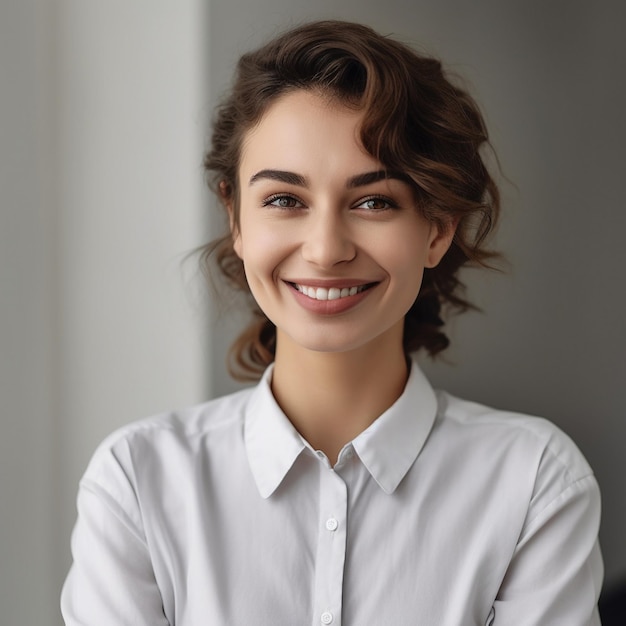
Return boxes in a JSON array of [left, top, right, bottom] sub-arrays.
[[202, 20, 501, 381]]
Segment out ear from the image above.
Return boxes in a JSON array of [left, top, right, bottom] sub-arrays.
[[425, 219, 457, 269], [220, 180, 243, 259]]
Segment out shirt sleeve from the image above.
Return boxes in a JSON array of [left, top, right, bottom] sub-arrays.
[[491, 452, 603, 625], [61, 438, 170, 626]]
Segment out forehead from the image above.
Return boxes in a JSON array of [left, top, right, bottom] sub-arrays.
[[249, 89, 361, 136], [239, 90, 379, 178]]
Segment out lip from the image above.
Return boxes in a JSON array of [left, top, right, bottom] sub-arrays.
[[284, 279, 379, 315]]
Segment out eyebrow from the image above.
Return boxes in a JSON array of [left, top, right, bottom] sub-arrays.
[[248, 169, 411, 188], [347, 170, 411, 188], [249, 169, 306, 186]]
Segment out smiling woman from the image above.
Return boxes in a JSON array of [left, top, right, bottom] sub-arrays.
[[61, 20, 603, 626], [207, 22, 500, 377], [232, 90, 452, 370]]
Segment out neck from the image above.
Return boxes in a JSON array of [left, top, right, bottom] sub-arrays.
[[271, 327, 409, 464]]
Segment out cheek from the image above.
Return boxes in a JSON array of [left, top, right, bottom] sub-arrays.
[[239, 222, 290, 280], [377, 230, 430, 285]]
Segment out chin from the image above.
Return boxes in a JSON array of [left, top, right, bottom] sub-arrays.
[[292, 336, 362, 354], [279, 324, 400, 356]]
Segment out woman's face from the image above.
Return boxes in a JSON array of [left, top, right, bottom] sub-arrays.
[[232, 90, 453, 357]]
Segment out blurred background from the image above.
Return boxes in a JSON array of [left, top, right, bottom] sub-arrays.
[[1, 1, 624, 623]]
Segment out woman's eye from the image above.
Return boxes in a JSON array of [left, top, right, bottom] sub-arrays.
[[356, 197, 397, 211], [264, 195, 303, 209]]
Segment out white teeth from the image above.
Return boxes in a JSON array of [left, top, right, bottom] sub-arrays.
[[295, 283, 369, 301]]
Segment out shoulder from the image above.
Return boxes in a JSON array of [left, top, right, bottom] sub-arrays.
[[428, 391, 599, 535], [427, 391, 600, 550], [101, 386, 252, 446], [82, 386, 255, 490], [434, 390, 594, 483]]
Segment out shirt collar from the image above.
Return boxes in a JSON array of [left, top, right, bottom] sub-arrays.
[[244, 360, 438, 498], [351, 361, 438, 494], [244, 365, 306, 498]]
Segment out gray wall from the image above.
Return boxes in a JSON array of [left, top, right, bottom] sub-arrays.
[[1, 3, 57, 621], [207, 0, 626, 588], [1, 1, 209, 624]]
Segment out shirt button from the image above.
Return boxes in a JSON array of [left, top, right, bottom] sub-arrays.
[[343, 448, 353, 460], [325, 517, 338, 532], [321, 611, 333, 624]]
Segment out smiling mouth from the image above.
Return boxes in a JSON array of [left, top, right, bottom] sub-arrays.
[[290, 282, 376, 301]]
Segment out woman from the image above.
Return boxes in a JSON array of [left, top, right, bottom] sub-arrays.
[[62, 21, 603, 625]]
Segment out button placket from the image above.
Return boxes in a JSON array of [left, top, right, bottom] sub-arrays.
[[311, 466, 347, 626]]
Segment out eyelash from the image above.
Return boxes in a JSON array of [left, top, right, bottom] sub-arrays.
[[261, 194, 399, 211], [262, 194, 304, 209], [355, 195, 399, 211]]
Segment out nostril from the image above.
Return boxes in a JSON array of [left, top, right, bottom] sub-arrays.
[[301, 227, 356, 267]]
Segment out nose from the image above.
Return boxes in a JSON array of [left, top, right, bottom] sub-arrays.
[[300, 208, 356, 268]]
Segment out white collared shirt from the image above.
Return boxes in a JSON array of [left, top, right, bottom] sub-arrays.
[[61, 363, 603, 625]]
